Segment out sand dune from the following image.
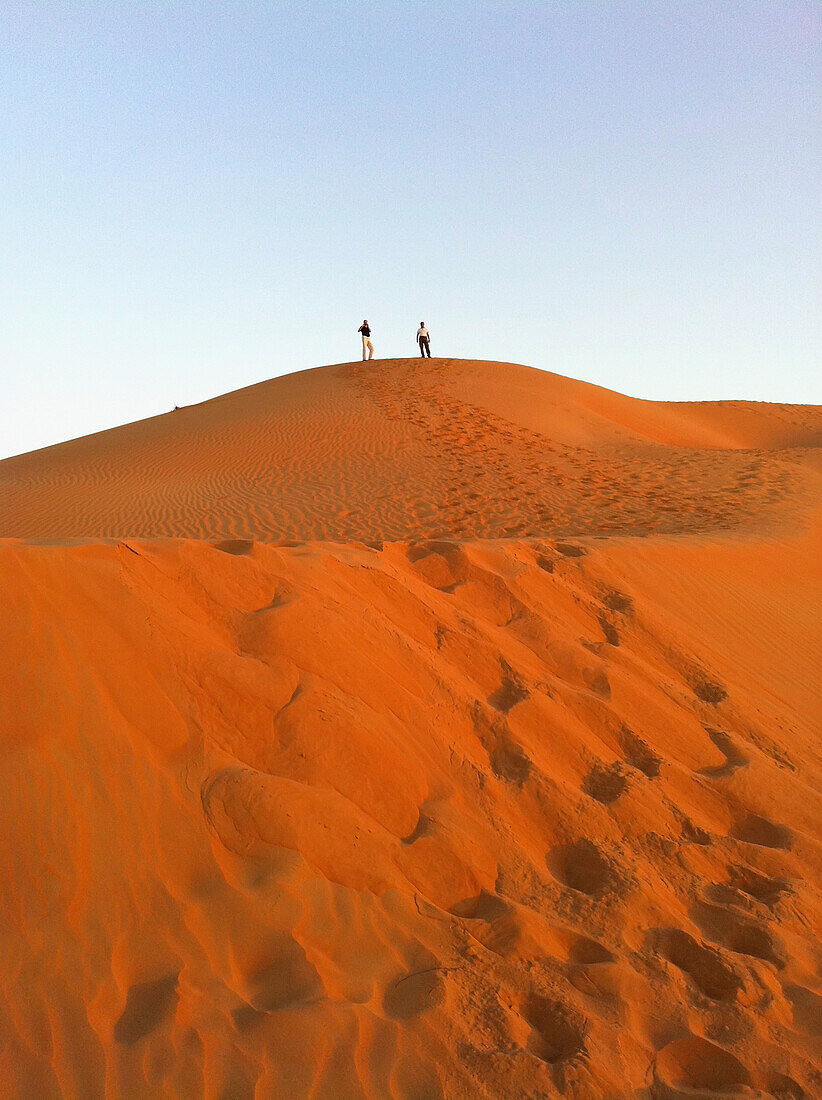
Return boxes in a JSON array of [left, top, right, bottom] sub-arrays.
[[0, 360, 820, 1098], [2, 359, 820, 543]]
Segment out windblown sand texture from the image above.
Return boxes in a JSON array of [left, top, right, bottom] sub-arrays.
[[1, 359, 820, 1098]]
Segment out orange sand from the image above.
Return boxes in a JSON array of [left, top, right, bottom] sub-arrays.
[[0, 359, 820, 1098]]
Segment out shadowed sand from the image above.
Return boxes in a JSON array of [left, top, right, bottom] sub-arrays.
[[0, 360, 820, 1098]]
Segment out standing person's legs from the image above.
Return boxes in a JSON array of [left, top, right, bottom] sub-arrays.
[[367, 338, 374, 360], [423, 337, 431, 357], [362, 335, 368, 361], [418, 338, 425, 357]]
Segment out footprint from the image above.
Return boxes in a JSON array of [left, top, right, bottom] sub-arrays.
[[212, 538, 254, 556], [555, 543, 586, 558], [619, 727, 661, 778], [731, 813, 792, 850], [401, 810, 431, 845], [451, 892, 523, 957], [725, 864, 791, 908], [566, 935, 615, 965], [693, 679, 728, 705], [582, 667, 611, 699], [450, 890, 510, 921], [598, 615, 619, 646], [383, 967, 446, 1020], [582, 762, 627, 806], [698, 728, 749, 777], [603, 591, 633, 615], [654, 1035, 751, 1092], [521, 996, 586, 1065], [680, 816, 712, 846], [114, 974, 179, 1045], [488, 662, 530, 713], [691, 904, 785, 968], [657, 929, 741, 1001], [490, 742, 532, 786], [233, 936, 322, 1021], [548, 839, 615, 897]]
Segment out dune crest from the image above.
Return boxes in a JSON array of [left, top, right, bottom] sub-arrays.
[[1, 359, 820, 542], [1, 361, 820, 1097]]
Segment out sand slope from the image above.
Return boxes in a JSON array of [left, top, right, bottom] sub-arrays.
[[0, 360, 820, 1098], [1, 359, 820, 542]]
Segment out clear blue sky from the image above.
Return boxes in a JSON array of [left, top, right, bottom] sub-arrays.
[[2, 2, 820, 459]]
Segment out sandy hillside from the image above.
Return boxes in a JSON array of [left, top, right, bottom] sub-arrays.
[[2, 358, 820, 542], [0, 359, 820, 1099]]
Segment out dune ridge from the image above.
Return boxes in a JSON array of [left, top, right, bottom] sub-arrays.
[[1, 359, 820, 543], [0, 360, 820, 1098]]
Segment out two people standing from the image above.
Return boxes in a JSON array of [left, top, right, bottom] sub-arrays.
[[356, 319, 432, 361]]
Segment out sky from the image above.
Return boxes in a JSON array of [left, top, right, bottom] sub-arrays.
[[2, 1, 820, 459]]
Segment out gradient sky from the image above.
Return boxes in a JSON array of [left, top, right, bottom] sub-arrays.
[[2, 1, 820, 459]]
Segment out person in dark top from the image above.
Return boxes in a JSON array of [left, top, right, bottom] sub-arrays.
[[416, 322, 431, 357], [358, 320, 374, 361]]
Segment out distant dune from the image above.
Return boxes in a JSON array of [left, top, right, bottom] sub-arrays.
[[1, 360, 820, 1098]]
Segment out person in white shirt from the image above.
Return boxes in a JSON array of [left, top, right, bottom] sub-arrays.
[[416, 322, 431, 358], [358, 320, 374, 361]]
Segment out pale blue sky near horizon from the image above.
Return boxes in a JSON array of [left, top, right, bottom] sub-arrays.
[[2, 1, 820, 459]]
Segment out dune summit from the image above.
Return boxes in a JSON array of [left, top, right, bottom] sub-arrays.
[[0, 359, 820, 1098]]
